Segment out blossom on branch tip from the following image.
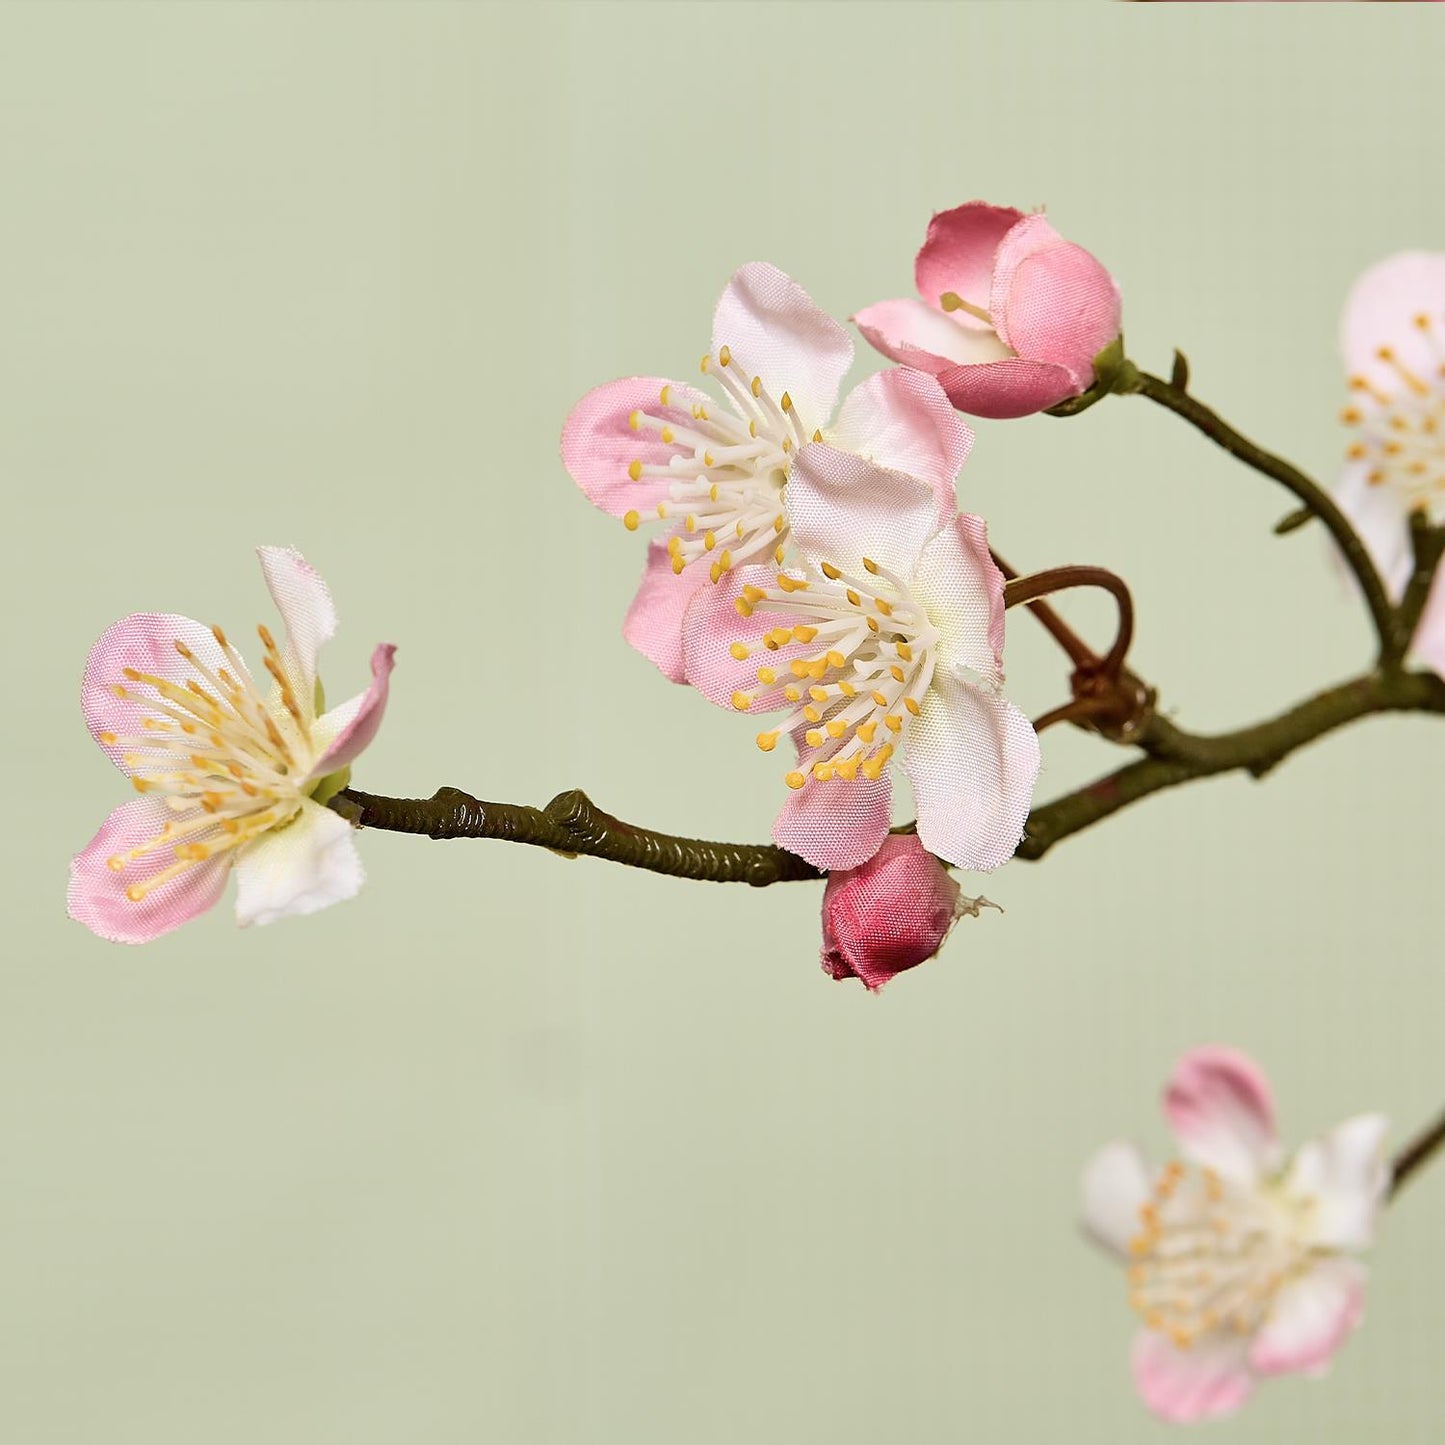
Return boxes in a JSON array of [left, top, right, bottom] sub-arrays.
[[683, 447, 1039, 873], [1334, 251, 1445, 672], [1081, 1047, 1390, 1424], [68, 547, 395, 943], [561, 262, 973, 680], [854, 201, 1122, 419], [820, 832, 995, 991]]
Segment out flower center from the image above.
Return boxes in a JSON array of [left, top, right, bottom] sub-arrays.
[[728, 556, 939, 790], [98, 624, 319, 902], [622, 344, 819, 582], [1125, 1160, 1318, 1350], [1342, 319, 1445, 518]]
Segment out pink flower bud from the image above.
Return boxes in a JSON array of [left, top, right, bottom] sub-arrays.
[[820, 834, 970, 991], [854, 201, 1122, 419]]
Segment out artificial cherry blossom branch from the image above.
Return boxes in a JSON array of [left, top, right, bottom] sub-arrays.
[[1390, 1105, 1445, 1201]]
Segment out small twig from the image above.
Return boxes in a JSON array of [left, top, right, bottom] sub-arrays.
[[991, 549, 1097, 670], [1391, 1106, 1445, 1202], [1003, 565, 1134, 680]]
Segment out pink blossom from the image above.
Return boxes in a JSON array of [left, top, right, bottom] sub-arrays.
[[683, 446, 1039, 873], [854, 202, 1122, 419], [1333, 251, 1445, 672], [1081, 1047, 1390, 1423], [561, 263, 973, 680], [821, 833, 992, 991], [68, 547, 395, 943]]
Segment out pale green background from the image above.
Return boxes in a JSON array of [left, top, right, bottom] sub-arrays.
[[2, 2, 1441, 1441]]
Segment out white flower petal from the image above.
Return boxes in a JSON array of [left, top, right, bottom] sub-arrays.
[[233, 798, 363, 929], [257, 546, 338, 715], [1250, 1257, 1367, 1378], [1332, 459, 1413, 601], [1080, 1140, 1155, 1259], [1340, 251, 1445, 391], [1286, 1113, 1390, 1251]]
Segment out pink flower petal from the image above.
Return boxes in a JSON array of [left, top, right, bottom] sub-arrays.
[[681, 565, 810, 712], [258, 546, 337, 714], [913, 201, 1023, 319], [560, 376, 709, 518], [773, 729, 892, 872], [829, 368, 972, 522], [1163, 1046, 1281, 1185], [82, 612, 244, 775], [1080, 1141, 1155, 1259], [624, 541, 713, 684], [786, 445, 945, 583], [912, 514, 1006, 681], [853, 298, 1012, 372], [1131, 1330, 1254, 1423], [232, 797, 363, 928], [1409, 565, 1445, 678], [933, 357, 1082, 419], [991, 215, 1120, 379], [1340, 251, 1445, 392], [712, 263, 853, 436], [312, 643, 396, 775], [67, 798, 232, 944], [1285, 1114, 1390, 1251], [904, 671, 1039, 872], [1250, 1258, 1366, 1378]]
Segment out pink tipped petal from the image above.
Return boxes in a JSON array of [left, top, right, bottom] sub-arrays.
[[1163, 1046, 1281, 1184], [68, 798, 232, 944], [1340, 251, 1445, 389], [913, 202, 1023, 319], [1250, 1258, 1367, 1378], [1081, 1141, 1155, 1259], [905, 672, 1040, 872], [772, 747, 892, 872], [712, 263, 852, 435], [257, 546, 337, 709], [1408, 567, 1445, 678], [829, 369, 972, 521], [312, 643, 396, 775], [1286, 1114, 1391, 1251], [232, 798, 363, 928], [786, 445, 944, 583], [933, 357, 1082, 419], [1131, 1331, 1254, 1424], [853, 298, 1013, 372], [624, 542, 713, 684], [560, 376, 708, 517], [82, 612, 243, 774], [1333, 460, 1413, 601], [912, 514, 1007, 680], [992, 222, 1121, 378], [681, 565, 806, 712]]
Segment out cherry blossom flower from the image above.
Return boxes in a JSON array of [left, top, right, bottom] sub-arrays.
[[68, 547, 395, 943], [1082, 1047, 1390, 1424], [820, 832, 996, 991], [683, 446, 1039, 872], [854, 201, 1122, 419], [561, 262, 974, 679], [1334, 251, 1445, 672]]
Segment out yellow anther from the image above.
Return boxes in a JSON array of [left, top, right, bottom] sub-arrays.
[[780, 390, 793, 412], [846, 588, 861, 607], [809, 686, 829, 702], [865, 616, 880, 633], [700, 353, 712, 373], [895, 642, 913, 662], [835, 757, 859, 780], [1376, 345, 1395, 362], [684, 513, 697, 533], [703, 452, 716, 468], [805, 729, 825, 748], [820, 561, 841, 580], [729, 642, 750, 661], [751, 375, 762, 398], [671, 555, 685, 575], [756, 666, 777, 685], [735, 598, 754, 617], [97, 731, 117, 746], [742, 585, 767, 604], [628, 410, 641, 431], [803, 704, 823, 723], [131, 777, 151, 793], [784, 770, 806, 790], [628, 459, 644, 481], [756, 731, 779, 752], [776, 573, 808, 593], [210, 624, 228, 647], [720, 549, 733, 570], [792, 625, 818, 643], [813, 762, 834, 782], [904, 697, 921, 717], [770, 627, 795, 647], [773, 515, 785, 534], [710, 484, 719, 502], [781, 437, 793, 454], [861, 755, 885, 781], [657, 503, 669, 518], [704, 531, 717, 551], [735, 521, 744, 539], [660, 384, 672, 405], [749, 419, 757, 438], [660, 426, 674, 444], [874, 597, 893, 617], [806, 659, 827, 681], [812, 429, 823, 443], [106, 854, 126, 872], [774, 545, 786, 564], [826, 720, 847, 739], [1416, 314, 1433, 331], [790, 659, 811, 678], [826, 650, 845, 669], [871, 690, 889, 707], [862, 557, 880, 575], [710, 562, 723, 584], [731, 691, 752, 712], [884, 714, 903, 733], [623, 510, 640, 531], [784, 684, 802, 702], [718, 345, 732, 367], [889, 664, 905, 682], [667, 535, 682, 556], [125, 884, 147, 902], [838, 680, 857, 698]]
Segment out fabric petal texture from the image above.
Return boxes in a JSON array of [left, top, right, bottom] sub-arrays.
[[1080, 1141, 1155, 1259], [913, 201, 1023, 318], [912, 513, 1007, 679], [258, 544, 337, 716], [312, 643, 397, 775], [852, 297, 1013, 372], [828, 368, 971, 521], [1250, 1258, 1366, 1378], [772, 736, 893, 872], [1131, 1330, 1254, 1424], [934, 356, 1081, 420], [904, 670, 1039, 872], [1163, 1046, 1281, 1184], [681, 566, 809, 713], [624, 542, 713, 684], [712, 262, 853, 435], [232, 798, 365, 928], [68, 798, 232, 944]]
